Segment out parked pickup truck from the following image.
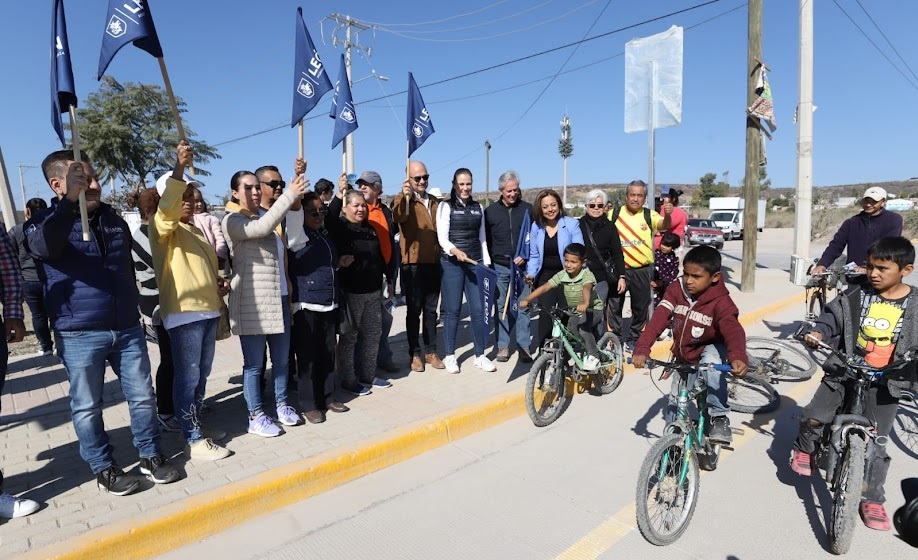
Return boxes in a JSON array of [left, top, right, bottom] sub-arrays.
[[685, 218, 724, 250]]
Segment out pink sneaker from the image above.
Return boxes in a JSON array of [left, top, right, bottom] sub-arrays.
[[789, 449, 812, 476], [859, 501, 891, 531]]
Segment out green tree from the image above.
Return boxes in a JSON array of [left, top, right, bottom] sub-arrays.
[[76, 76, 220, 209], [692, 172, 728, 209]]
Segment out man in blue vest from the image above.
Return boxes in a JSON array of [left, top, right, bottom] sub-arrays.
[[25, 152, 180, 496]]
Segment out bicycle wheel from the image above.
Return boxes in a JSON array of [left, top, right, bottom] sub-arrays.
[[746, 337, 817, 380], [892, 399, 918, 459], [829, 435, 867, 555], [592, 332, 624, 395], [726, 374, 780, 414], [807, 290, 826, 321], [525, 354, 568, 427], [635, 432, 700, 546]]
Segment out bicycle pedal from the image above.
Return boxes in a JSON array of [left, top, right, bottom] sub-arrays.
[[720, 445, 735, 451], [730, 427, 745, 436]]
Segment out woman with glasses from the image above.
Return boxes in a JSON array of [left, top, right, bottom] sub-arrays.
[[526, 189, 583, 348], [286, 192, 350, 423], [436, 168, 494, 374], [222, 166, 308, 438], [579, 189, 627, 336], [325, 180, 391, 396]]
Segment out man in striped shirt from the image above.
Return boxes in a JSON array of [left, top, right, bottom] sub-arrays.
[[608, 180, 672, 351]]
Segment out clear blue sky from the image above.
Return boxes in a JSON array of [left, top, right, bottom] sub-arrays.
[[3, 0, 918, 208]]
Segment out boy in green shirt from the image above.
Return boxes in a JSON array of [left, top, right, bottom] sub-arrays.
[[520, 243, 604, 370]]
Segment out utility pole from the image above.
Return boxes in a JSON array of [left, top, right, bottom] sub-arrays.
[[327, 14, 372, 175], [741, 0, 762, 292], [484, 140, 491, 206], [0, 148, 19, 226], [18, 164, 39, 213], [794, 0, 814, 259]]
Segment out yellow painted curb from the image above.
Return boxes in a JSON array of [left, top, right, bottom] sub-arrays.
[[23, 287, 805, 560]]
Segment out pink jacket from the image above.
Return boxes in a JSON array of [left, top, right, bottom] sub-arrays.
[[192, 212, 228, 261]]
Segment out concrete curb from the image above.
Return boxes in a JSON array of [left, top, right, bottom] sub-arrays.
[[22, 291, 805, 560]]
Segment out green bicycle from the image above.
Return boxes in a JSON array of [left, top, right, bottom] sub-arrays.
[[525, 305, 624, 427], [633, 358, 741, 546]]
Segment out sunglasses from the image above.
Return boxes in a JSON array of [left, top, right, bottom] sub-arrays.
[[411, 174, 430, 183], [261, 180, 286, 190], [586, 203, 605, 209], [305, 207, 328, 217]]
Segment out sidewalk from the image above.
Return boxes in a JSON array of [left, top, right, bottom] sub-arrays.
[[0, 246, 805, 559]]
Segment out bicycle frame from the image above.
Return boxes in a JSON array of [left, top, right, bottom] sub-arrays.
[[547, 313, 587, 371], [661, 372, 710, 485]]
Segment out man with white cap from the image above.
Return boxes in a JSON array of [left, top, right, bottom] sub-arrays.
[[812, 186, 903, 280]]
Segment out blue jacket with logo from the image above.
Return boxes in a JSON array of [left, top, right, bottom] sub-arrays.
[[24, 197, 140, 331]]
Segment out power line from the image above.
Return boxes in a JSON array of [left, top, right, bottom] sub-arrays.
[[853, 0, 918, 84], [213, 0, 723, 148], [377, 0, 556, 35], [362, 1, 512, 28]]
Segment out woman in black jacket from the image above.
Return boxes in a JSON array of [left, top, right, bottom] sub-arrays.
[[326, 189, 391, 396], [579, 189, 627, 336]]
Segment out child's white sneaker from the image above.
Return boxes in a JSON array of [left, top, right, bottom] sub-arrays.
[[583, 355, 600, 371]]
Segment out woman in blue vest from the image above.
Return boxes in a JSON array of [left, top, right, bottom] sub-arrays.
[[436, 168, 494, 374], [526, 189, 584, 348]]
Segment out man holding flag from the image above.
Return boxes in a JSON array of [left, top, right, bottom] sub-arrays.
[[485, 171, 533, 363]]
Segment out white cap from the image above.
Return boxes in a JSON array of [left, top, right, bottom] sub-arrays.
[[183, 173, 204, 189], [156, 172, 202, 195], [863, 187, 887, 201], [427, 187, 444, 199]]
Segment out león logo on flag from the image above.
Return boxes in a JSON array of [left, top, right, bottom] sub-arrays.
[[297, 79, 315, 98], [106, 15, 126, 38], [341, 107, 356, 124], [412, 123, 424, 138]]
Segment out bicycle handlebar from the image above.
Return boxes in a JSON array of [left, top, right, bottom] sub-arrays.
[[793, 320, 918, 376], [627, 357, 733, 373]]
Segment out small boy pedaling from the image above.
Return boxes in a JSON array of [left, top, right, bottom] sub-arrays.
[[520, 243, 604, 371], [652, 232, 681, 307], [631, 245, 748, 443], [792, 236, 918, 531]]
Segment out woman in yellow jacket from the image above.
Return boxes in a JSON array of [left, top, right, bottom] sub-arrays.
[[151, 141, 230, 461]]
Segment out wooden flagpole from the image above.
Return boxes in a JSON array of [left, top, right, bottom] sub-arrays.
[[298, 120, 305, 160], [157, 57, 194, 175], [67, 106, 90, 242], [501, 280, 512, 321]]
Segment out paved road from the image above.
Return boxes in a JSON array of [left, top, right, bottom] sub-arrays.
[[158, 240, 918, 559]]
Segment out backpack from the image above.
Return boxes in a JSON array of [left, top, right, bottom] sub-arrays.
[[610, 206, 653, 230]]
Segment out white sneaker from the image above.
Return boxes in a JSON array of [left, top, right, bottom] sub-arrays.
[[444, 355, 460, 374], [583, 355, 600, 371], [0, 493, 39, 518], [35, 349, 53, 357], [185, 438, 231, 461], [474, 355, 496, 372]]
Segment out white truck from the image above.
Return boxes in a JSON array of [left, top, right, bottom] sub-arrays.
[[707, 197, 766, 241]]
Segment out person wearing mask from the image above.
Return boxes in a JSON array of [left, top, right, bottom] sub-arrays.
[[392, 160, 445, 372], [527, 189, 584, 349], [222, 168, 308, 437], [326, 181, 392, 395], [484, 170, 533, 363], [436, 168, 494, 374], [7, 198, 52, 356]]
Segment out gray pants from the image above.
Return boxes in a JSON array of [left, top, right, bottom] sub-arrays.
[[338, 290, 383, 385]]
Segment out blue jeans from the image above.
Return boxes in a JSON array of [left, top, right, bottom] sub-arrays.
[[493, 263, 531, 352], [667, 343, 730, 419], [55, 325, 160, 474], [239, 304, 291, 415], [23, 280, 53, 352], [441, 257, 485, 356], [168, 318, 217, 444]]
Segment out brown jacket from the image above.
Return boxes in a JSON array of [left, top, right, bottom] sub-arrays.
[[392, 191, 440, 264]]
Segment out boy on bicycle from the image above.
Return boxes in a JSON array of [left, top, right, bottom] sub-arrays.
[[793, 236, 918, 531], [632, 246, 748, 443], [520, 243, 604, 371]]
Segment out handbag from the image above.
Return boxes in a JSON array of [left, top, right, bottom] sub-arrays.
[[584, 223, 617, 281], [336, 294, 357, 335], [216, 300, 232, 341]]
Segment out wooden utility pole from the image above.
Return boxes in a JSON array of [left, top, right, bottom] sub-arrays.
[[741, 0, 762, 292]]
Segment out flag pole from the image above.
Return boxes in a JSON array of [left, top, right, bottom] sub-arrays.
[[68, 106, 90, 242], [406, 140, 410, 181], [501, 281, 512, 321], [298, 120, 305, 160], [157, 57, 194, 175]]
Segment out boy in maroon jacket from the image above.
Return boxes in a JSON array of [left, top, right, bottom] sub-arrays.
[[632, 246, 749, 443]]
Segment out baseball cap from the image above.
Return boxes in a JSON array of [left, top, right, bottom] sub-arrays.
[[156, 172, 203, 195], [355, 171, 382, 185], [863, 187, 887, 201], [183, 173, 204, 189]]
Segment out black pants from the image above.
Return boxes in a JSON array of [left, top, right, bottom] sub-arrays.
[[610, 265, 652, 343], [794, 378, 898, 503], [155, 324, 175, 416], [534, 268, 563, 349], [567, 310, 602, 355], [401, 263, 442, 357], [23, 281, 53, 352], [292, 309, 337, 412]]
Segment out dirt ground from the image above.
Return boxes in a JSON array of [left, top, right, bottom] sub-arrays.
[[8, 306, 45, 357]]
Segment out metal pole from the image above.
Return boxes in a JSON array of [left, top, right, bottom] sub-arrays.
[[484, 140, 491, 206], [344, 17, 355, 175], [647, 61, 657, 209], [18, 164, 27, 214], [794, 0, 814, 259], [563, 157, 568, 208], [0, 148, 18, 227], [741, 0, 762, 292]]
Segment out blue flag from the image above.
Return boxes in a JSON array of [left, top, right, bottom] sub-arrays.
[[406, 73, 435, 157], [291, 8, 332, 127], [475, 263, 499, 346], [330, 54, 357, 149], [98, 0, 164, 79], [51, 0, 77, 147]]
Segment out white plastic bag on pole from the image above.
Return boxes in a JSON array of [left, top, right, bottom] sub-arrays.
[[624, 25, 683, 133]]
